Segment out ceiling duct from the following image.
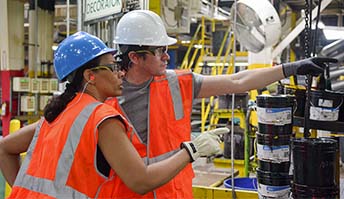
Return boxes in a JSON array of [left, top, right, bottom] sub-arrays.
[[320, 39, 344, 63]]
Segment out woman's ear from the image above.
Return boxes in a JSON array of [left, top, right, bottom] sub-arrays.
[[83, 69, 95, 83]]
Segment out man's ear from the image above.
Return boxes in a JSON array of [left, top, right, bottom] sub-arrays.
[[128, 51, 140, 64]]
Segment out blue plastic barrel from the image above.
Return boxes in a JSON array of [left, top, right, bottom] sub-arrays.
[[224, 178, 258, 191]]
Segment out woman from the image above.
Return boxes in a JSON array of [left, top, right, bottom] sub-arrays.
[[0, 31, 222, 198]]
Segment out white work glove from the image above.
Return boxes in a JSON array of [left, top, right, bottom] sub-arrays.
[[181, 128, 230, 162]]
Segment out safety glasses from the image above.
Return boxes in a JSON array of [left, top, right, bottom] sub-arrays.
[[135, 46, 168, 57], [91, 63, 121, 72]]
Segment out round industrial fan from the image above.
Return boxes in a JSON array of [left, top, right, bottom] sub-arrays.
[[231, 0, 281, 53]]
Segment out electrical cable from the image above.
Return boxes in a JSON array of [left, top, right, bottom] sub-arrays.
[[46, 81, 91, 127], [231, 1, 238, 198]]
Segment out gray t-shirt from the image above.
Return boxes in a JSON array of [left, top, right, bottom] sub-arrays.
[[120, 72, 203, 144]]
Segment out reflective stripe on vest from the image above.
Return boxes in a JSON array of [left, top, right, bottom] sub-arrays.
[[149, 70, 185, 121], [166, 70, 184, 120], [14, 102, 101, 198]]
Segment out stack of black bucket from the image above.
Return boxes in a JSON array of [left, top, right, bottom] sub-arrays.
[[256, 95, 295, 199]]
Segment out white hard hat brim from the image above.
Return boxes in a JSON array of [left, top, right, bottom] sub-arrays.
[[113, 37, 177, 46], [166, 37, 177, 46]]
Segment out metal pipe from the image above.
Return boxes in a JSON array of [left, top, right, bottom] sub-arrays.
[[231, 0, 238, 198], [331, 80, 344, 91], [329, 68, 344, 80], [143, 0, 149, 10], [77, 0, 82, 31], [34, 0, 38, 79], [67, 0, 70, 36]]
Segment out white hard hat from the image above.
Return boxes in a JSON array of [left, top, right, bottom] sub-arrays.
[[114, 10, 177, 46]]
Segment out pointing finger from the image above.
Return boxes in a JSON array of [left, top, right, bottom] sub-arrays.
[[315, 57, 338, 63], [208, 127, 230, 135]]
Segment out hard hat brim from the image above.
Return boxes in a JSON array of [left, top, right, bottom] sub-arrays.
[[166, 37, 177, 46], [95, 47, 117, 57], [113, 36, 177, 46]]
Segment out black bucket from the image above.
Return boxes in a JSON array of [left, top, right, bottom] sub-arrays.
[[257, 168, 291, 198], [256, 133, 291, 163], [223, 132, 244, 159], [258, 123, 293, 135], [291, 138, 339, 198], [258, 159, 290, 173], [309, 89, 343, 122], [256, 95, 295, 125], [292, 138, 339, 186], [256, 95, 295, 139], [292, 183, 339, 199], [256, 132, 291, 146], [257, 168, 290, 186], [257, 94, 296, 108]]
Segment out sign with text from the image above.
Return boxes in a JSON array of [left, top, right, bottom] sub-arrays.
[[126, 0, 142, 11], [84, 0, 122, 22]]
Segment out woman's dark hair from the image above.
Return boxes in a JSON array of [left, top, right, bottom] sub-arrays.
[[117, 45, 150, 72], [44, 57, 101, 123]]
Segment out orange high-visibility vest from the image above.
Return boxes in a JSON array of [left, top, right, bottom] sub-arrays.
[[9, 93, 130, 199], [106, 70, 195, 199]]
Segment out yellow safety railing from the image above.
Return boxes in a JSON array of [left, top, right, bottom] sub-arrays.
[[180, 24, 202, 70], [212, 28, 231, 75], [180, 16, 216, 72], [201, 28, 235, 132]]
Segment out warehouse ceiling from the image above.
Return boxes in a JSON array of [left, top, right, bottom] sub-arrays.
[[22, 0, 344, 58]]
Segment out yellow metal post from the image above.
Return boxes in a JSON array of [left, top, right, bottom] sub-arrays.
[[4, 119, 21, 198], [148, 0, 161, 15]]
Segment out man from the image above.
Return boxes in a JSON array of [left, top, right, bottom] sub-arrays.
[[105, 10, 337, 199]]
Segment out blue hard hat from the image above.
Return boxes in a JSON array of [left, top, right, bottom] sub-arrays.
[[54, 31, 117, 81]]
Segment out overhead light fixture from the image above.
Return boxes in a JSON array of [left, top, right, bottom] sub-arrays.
[[323, 26, 344, 40]]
